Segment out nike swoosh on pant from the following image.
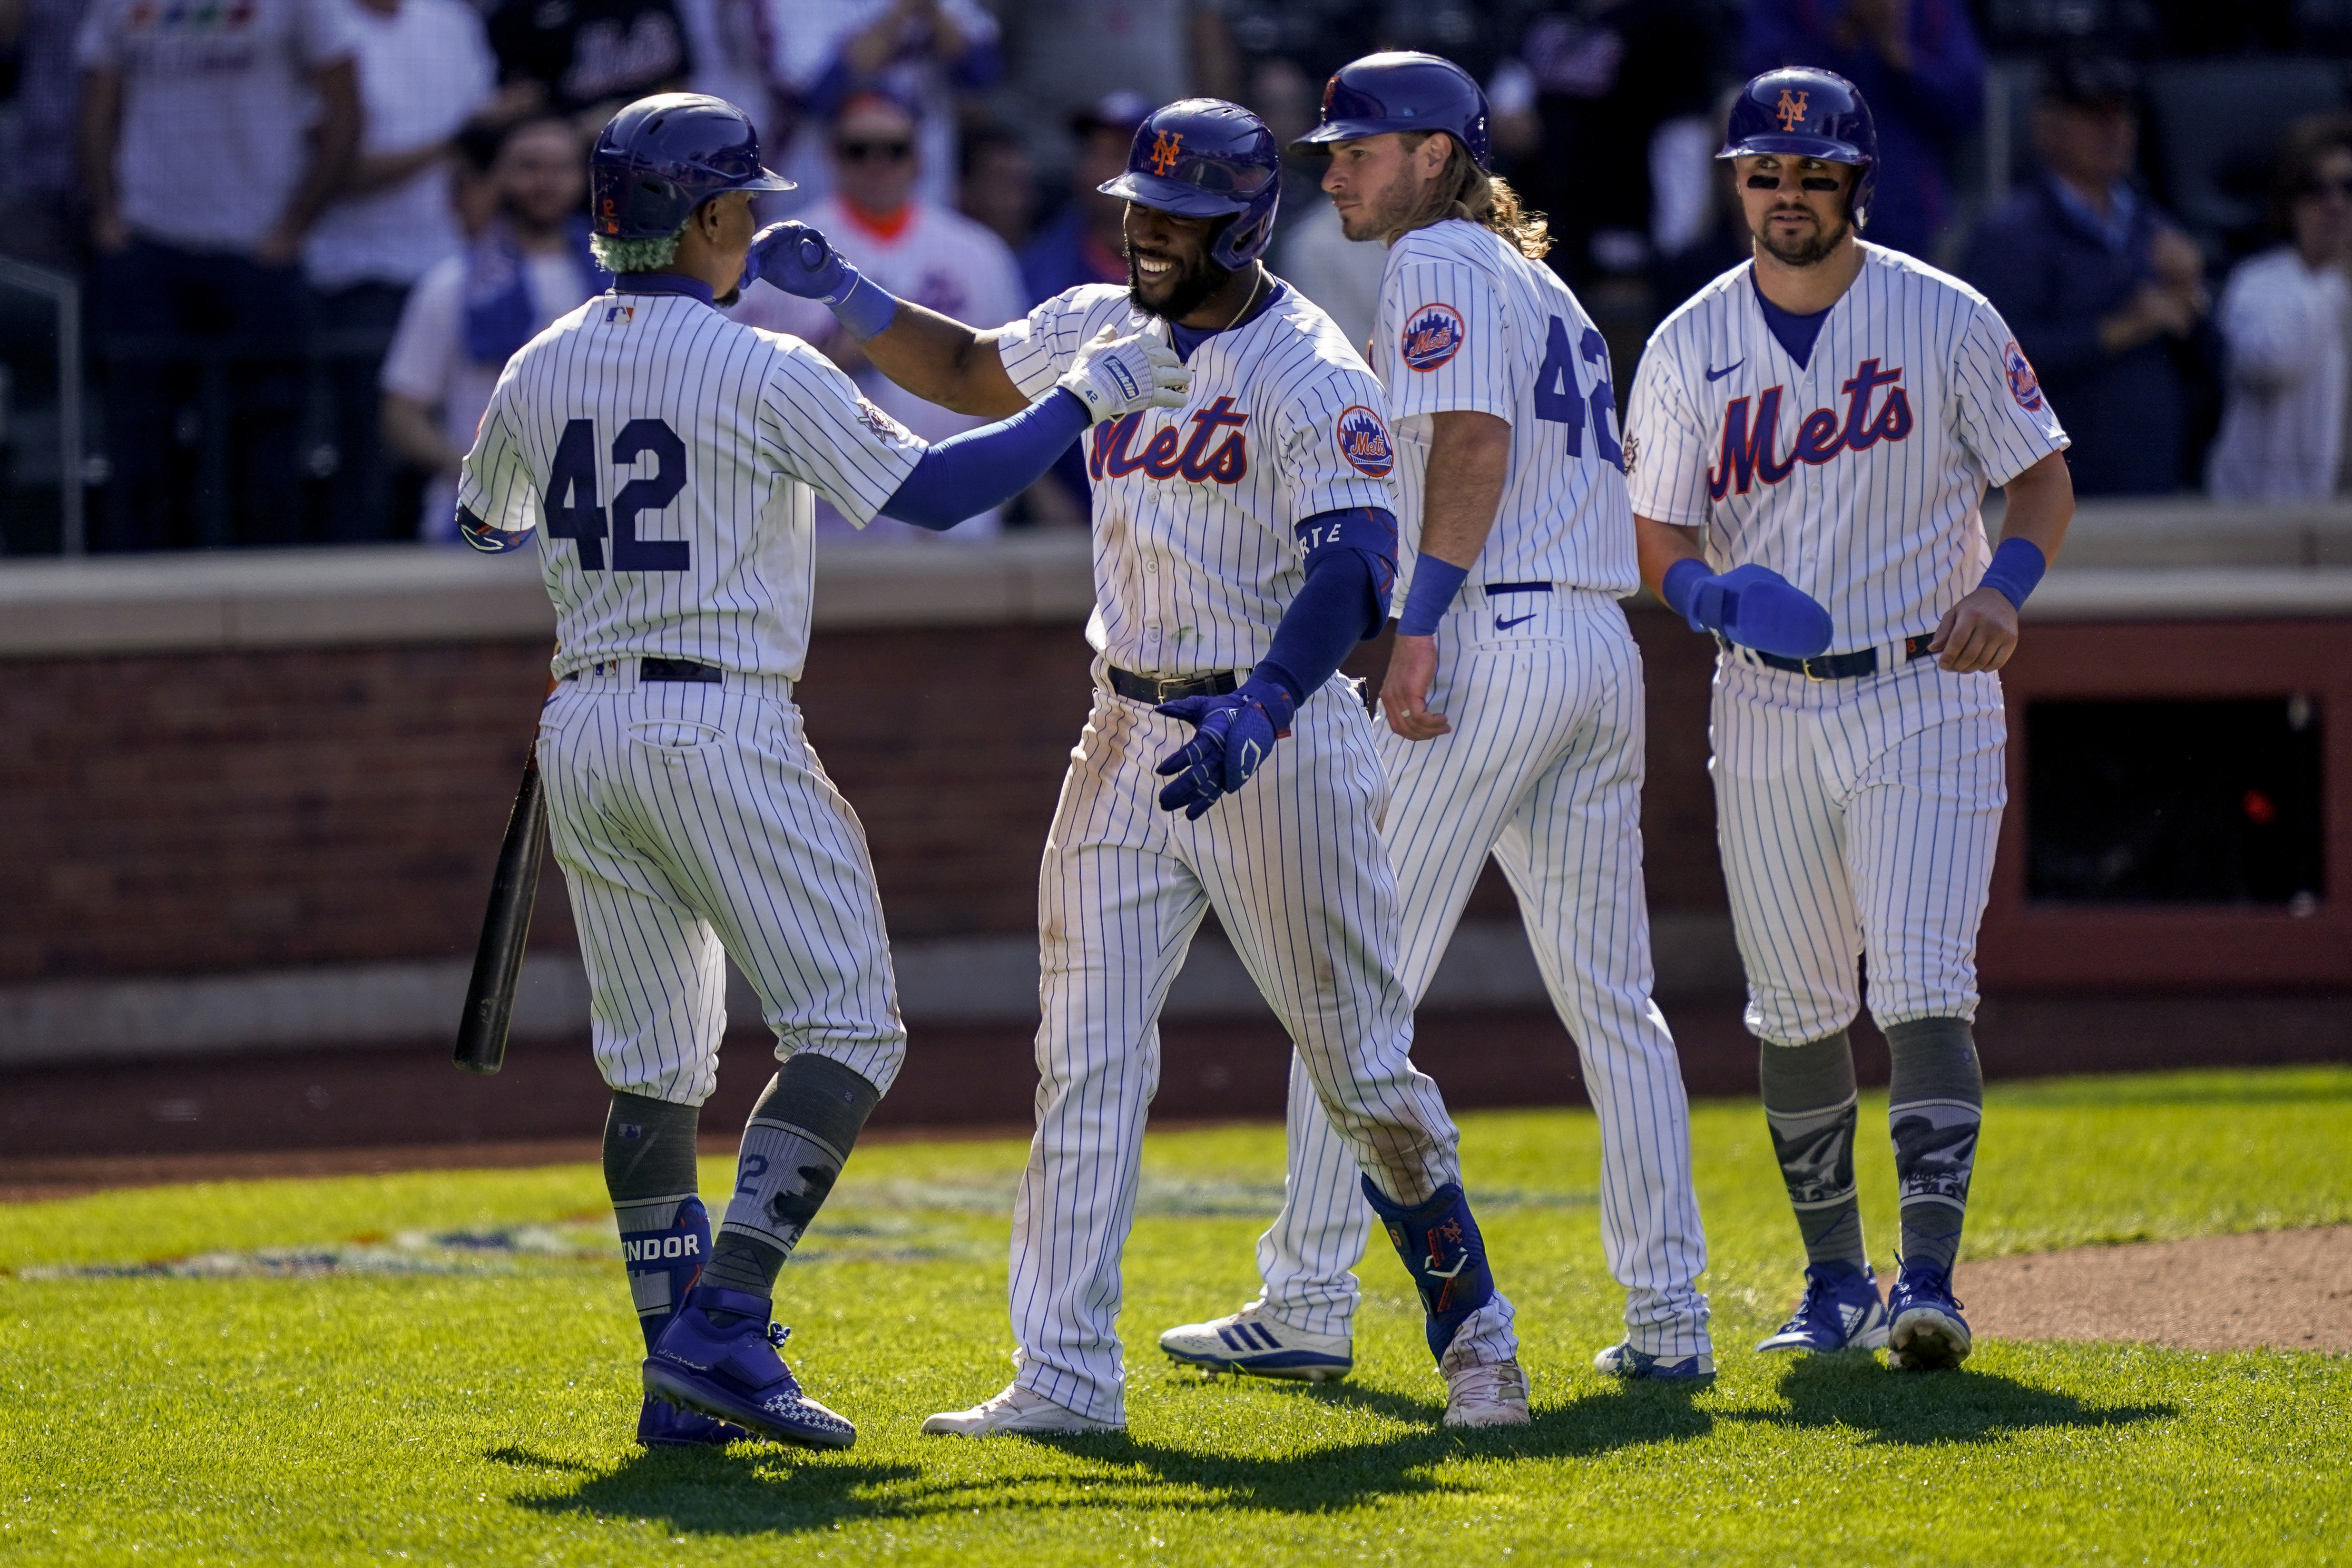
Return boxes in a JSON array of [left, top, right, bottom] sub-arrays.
[[1495, 613, 1538, 630]]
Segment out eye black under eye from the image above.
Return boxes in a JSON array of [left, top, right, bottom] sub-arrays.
[[1800, 176, 1840, 192]]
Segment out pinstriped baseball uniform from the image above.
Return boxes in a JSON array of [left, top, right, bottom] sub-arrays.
[[1252, 218, 1712, 1361], [458, 288, 926, 1107], [989, 280, 1515, 1424], [1624, 244, 2068, 1045]]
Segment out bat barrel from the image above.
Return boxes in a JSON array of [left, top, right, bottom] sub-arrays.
[[452, 755, 549, 1075]]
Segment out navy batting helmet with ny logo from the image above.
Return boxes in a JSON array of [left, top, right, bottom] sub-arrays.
[[1719, 67, 1879, 229], [1099, 99, 1283, 271]]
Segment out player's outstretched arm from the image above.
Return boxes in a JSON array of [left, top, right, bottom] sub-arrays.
[[1931, 449, 2074, 673], [748, 221, 1029, 417], [1382, 411, 1510, 743]]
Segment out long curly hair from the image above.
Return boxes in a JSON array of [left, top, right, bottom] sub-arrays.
[[1383, 133, 1552, 260]]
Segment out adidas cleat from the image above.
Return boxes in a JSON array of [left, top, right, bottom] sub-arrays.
[[1886, 1260, 1972, 1372], [1157, 1305, 1353, 1382], [1756, 1261, 1891, 1355], [643, 1285, 857, 1449]]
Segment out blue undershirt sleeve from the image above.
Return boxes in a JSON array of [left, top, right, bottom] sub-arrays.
[[876, 390, 1089, 531], [1254, 506, 1397, 703]]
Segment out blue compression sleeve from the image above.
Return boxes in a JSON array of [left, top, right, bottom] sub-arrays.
[[1978, 535, 2048, 609], [1255, 507, 1397, 703], [877, 390, 1088, 531]]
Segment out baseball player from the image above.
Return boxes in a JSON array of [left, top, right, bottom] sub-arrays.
[[1624, 68, 2075, 1371], [458, 93, 1189, 1449], [1156, 50, 1719, 1385], [756, 97, 1531, 1434]]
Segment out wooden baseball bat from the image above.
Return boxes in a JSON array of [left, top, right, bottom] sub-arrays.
[[452, 750, 549, 1076]]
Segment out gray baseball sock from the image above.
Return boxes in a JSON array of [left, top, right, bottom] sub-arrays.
[[602, 1092, 704, 1352], [1884, 1016, 1982, 1275], [699, 1053, 882, 1318], [1759, 1030, 1869, 1270]]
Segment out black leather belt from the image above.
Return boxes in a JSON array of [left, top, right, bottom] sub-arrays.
[[1751, 635, 1936, 680], [561, 657, 723, 684], [1108, 665, 1239, 704]]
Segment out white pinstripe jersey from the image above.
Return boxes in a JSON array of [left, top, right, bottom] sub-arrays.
[[458, 291, 924, 680], [1626, 244, 2069, 651], [995, 281, 1398, 676], [1372, 219, 1638, 598]]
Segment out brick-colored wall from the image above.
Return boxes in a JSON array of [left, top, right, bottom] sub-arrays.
[[0, 609, 1728, 984]]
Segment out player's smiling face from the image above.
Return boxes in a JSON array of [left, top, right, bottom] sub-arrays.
[[1735, 153, 1857, 268], [1123, 202, 1232, 322]]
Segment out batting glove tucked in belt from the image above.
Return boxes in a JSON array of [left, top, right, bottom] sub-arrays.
[[1153, 676, 1294, 820], [1059, 326, 1189, 422], [1661, 559, 1834, 660]]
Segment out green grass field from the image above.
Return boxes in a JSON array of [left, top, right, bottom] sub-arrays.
[[5, 1065, 2349, 1566]]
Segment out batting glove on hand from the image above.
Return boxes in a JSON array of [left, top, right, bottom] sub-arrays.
[[746, 221, 855, 303], [1058, 325, 1189, 422], [1664, 559, 1833, 660], [1153, 676, 1295, 820]]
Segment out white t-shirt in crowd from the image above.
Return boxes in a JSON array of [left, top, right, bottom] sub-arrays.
[[2208, 246, 2352, 501], [381, 246, 603, 539], [77, 0, 358, 252], [305, 0, 496, 290], [734, 195, 1025, 539]]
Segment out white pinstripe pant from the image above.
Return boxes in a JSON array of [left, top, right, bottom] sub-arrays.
[[1257, 591, 1711, 1359], [1709, 654, 2007, 1045], [536, 671, 906, 1107], [1009, 668, 1514, 1424]]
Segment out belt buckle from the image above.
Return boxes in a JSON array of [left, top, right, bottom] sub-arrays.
[[1801, 656, 1825, 682]]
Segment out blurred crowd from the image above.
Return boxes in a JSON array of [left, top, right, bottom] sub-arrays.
[[3, 0, 2352, 550]]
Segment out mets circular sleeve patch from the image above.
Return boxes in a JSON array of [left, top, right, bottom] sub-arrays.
[[2004, 340, 2044, 412], [1400, 304, 1465, 372], [1335, 405, 1396, 477]]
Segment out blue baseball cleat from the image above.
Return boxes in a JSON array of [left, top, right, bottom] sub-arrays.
[[636, 1395, 753, 1448], [1886, 1260, 1972, 1372], [1593, 1342, 1716, 1380], [643, 1285, 857, 1448], [1755, 1261, 1891, 1355]]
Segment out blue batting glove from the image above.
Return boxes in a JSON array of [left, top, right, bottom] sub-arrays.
[[1662, 558, 1833, 660], [1153, 678, 1295, 820], [746, 221, 853, 302]]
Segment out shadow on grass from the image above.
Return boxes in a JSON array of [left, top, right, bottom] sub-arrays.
[[1722, 1355, 2177, 1446], [496, 1381, 1715, 1536]]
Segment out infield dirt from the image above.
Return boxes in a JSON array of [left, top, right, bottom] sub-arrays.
[[1957, 1225, 2352, 1353]]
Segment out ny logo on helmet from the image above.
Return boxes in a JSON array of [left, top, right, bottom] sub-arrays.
[[1775, 89, 1810, 131], [1149, 130, 1185, 176]]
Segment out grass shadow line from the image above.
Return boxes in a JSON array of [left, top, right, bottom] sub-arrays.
[[1719, 1355, 2178, 1447]]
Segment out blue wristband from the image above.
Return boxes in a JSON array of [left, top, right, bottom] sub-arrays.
[[1978, 536, 2048, 610], [831, 271, 901, 342], [1396, 557, 1469, 637]]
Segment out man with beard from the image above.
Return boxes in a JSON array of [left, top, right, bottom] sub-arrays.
[[752, 96, 1531, 1434], [1623, 68, 2077, 1371], [1154, 49, 1722, 1390]]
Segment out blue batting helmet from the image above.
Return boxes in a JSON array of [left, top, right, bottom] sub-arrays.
[[590, 93, 794, 240], [1098, 98, 1282, 271], [1291, 51, 1492, 174], [1718, 67, 1878, 229]]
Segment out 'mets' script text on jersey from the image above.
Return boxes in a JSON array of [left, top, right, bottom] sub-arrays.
[[1627, 246, 2066, 652], [997, 282, 1393, 674], [1372, 219, 1639, 599]]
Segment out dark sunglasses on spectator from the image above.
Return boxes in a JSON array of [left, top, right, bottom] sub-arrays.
[[2299, 175, 2352, 199], [1745, 171, 1845, 193], [837, 139, 914, 163]]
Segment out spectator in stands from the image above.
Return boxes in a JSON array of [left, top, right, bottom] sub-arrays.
[[2209, 116, 2352, 501], [996, 0, 1235, 180], [1280, 196, 1384, 355], [770, 0, 1000, 211], [1743, 0, 1984, 262], [959, 127, 1039, 254], [1020, 91, 1148, 305], [306, 0, 498, 543], [0, 0, 93, 266], [378, 118, 605, 543], [78, 0, 361, 549], [483, 0, 687, 128], [1964, 55, 2220, 496], [735, 88, 1026, 539]]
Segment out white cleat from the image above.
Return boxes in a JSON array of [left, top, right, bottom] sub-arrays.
[[1158, 1304, 1354, 1382], [920, 1383, 1124, 1438], [1442, 1359, 1531, 1427]]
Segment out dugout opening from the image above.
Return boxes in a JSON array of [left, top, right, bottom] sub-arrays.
[[2025, 696, 2326, 907]]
